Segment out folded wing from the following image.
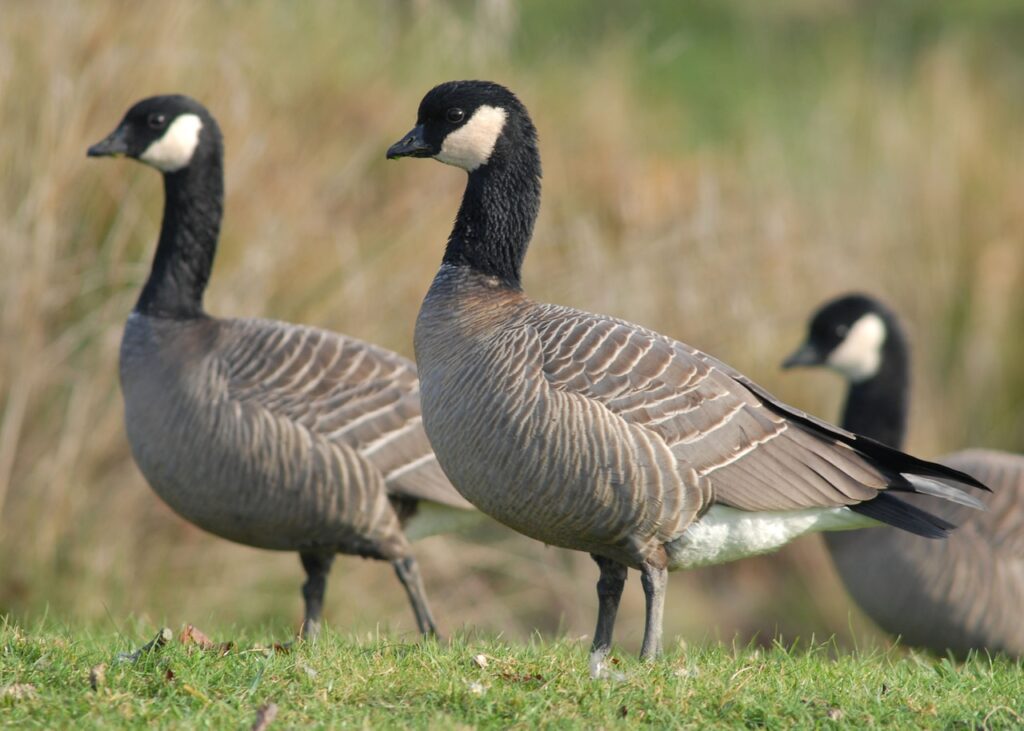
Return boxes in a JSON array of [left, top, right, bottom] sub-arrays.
[[221, 318, 471, 510], [535, 305, 984, 537]]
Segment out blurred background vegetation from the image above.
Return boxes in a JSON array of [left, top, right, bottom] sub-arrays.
[[2, 0, 1023, 652]]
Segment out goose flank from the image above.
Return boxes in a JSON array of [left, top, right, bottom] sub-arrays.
[[784, 293, 1024, 657], [387, 80, 989, 668], [88, 95, 475, 639]]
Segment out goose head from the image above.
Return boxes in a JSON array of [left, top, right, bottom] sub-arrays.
[[386, 80, 537, 174], [782, 293, 894, 383], [387, 81, 541, 290], [87, 94, 220, 174]]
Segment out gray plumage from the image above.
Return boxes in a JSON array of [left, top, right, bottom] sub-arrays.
[[415, 271, 974, 566], [828, 450, 1024, 657], [120, 314, 470, 555], [90, 94, 472, 638], [388, 81, 987, 665], [785, 293, 1024, 657]]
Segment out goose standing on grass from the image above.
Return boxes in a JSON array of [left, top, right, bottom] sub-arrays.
[[386, 80, 988, 668], [783, 293, 1024, 657], [87, 95, 477, 639]]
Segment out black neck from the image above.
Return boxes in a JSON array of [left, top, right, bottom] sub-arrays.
[[840, 328, 909, 449], [135, 153, 223, 319], [442, 144, 541, 290]]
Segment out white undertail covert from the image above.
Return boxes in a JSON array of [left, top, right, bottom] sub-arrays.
[[666, 505, 875, 569]]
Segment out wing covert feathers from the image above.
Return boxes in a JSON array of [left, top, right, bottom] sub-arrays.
[[531, 305, 986, 534], [221, 318, 471, 510]]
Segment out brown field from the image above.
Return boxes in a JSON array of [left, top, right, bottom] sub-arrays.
[[1, 0, 1022, 652]]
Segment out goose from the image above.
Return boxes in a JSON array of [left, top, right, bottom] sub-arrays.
[[783, 293, 1024, 656], [87, 94, 476, 639], [385, 80, 988, 666]]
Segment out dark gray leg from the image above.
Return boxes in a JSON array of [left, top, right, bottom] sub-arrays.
[[299, 552, 335, 640], [590, 555, 628, 672], [392, 556, 440, 638], [639, 562, 668, 661]]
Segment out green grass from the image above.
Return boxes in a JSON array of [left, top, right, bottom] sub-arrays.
[[2, 620, 1022, 729]]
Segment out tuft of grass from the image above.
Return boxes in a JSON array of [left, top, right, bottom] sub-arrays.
[[1, 620, 1022, 729]]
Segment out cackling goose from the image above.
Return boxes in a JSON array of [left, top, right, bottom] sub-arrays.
[[784, 293, 1024, 657], [386, 81, 989, 667], [88, 95, 475, 639]]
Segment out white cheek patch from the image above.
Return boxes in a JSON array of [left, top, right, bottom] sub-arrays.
[[435, 105, 507, 171], [140, 113, 203, 173], [826, 313, 886, 382]]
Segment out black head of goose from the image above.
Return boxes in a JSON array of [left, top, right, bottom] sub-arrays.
[[89, 94, 222, 319], [88, 95, 477, 639], [782, 293, 908, 449], [784, 293, 1024, 657], [388, 81, 988, 669]]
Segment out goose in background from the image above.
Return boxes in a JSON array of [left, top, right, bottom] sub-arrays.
[[87, 95, 476, 639], [783, 293, 1024, 657], [386, 80, 987, 669]]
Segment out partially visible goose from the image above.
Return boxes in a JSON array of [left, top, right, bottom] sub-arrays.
[[386, 80, 988, 666], [88, 95, 475, 638], [783, 293, 1024, 657]]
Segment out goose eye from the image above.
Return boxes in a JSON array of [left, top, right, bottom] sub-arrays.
[[446, 108, 465, 124], [835, 325, 849, 338], [147, 113, 167, 130]]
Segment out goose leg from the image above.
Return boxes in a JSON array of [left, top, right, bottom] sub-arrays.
[[590, 554, 628, 671], [392, 556, 440, 638], [639, 561, 668, 661], [299, 552, 335, 640]]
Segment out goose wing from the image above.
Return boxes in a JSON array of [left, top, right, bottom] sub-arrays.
[[220, 318, 471, 510], [533, 305, 982, 531]]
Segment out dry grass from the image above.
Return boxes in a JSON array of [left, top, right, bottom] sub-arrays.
[[1, 0, 1023, 650]]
